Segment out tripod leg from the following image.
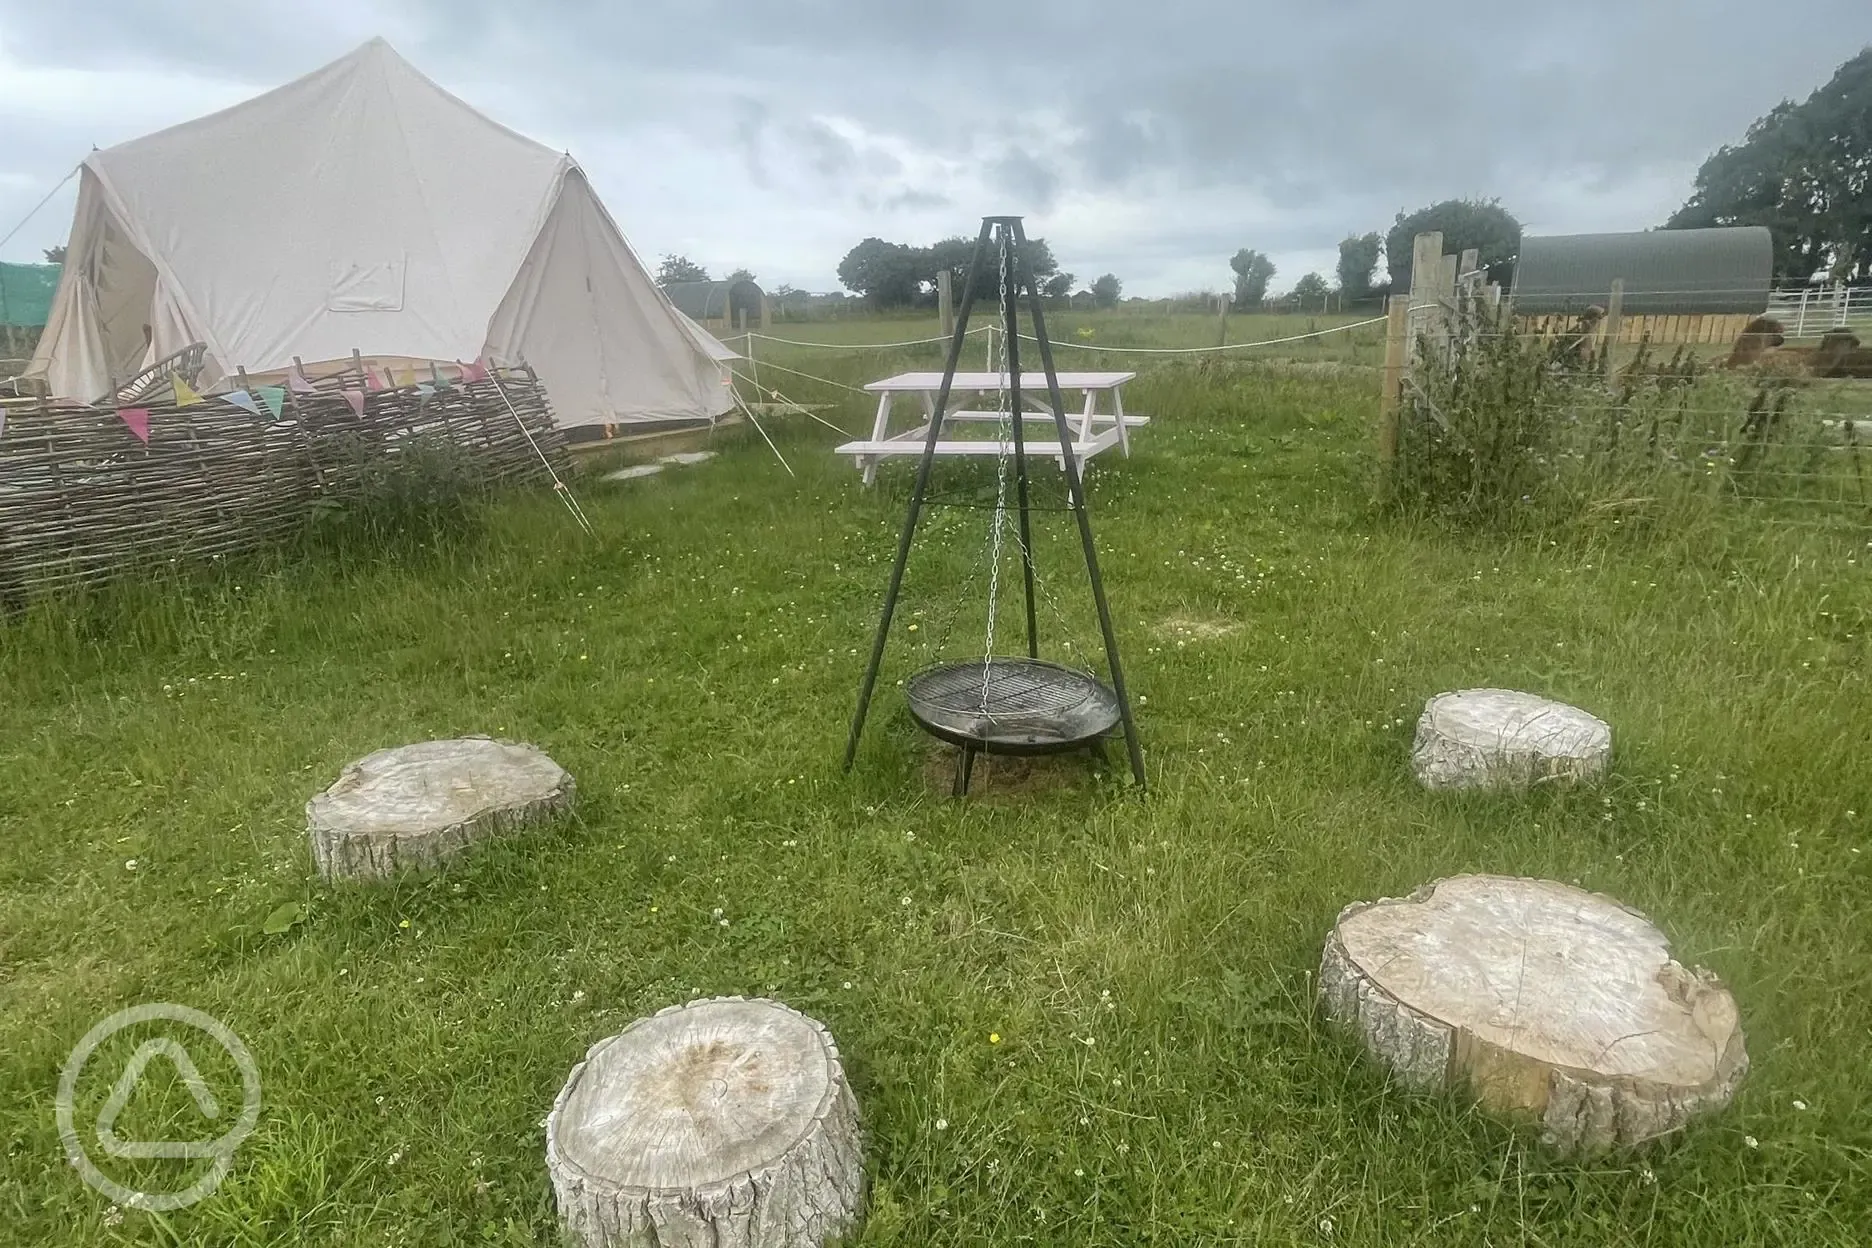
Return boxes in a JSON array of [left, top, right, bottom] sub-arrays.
[[844, 220, 996, 771], [955, 744, 978, 797]]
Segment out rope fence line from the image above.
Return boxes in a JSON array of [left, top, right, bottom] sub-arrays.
[[732, 327, 994, 351], [731, 356, 871, 397], [1020, 315, 1389, 354], [732, 315, 1387, 359]]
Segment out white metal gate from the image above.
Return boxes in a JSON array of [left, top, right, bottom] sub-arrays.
[[1764, 285, 1872, 337]]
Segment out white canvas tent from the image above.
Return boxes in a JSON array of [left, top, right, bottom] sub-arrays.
[[27, 38, 734, 428]]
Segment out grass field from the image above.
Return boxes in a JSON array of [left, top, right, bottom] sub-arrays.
[[2, 324, 1870, 1245]]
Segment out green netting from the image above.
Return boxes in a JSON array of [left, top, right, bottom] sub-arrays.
[[0, 262, 60, 328]]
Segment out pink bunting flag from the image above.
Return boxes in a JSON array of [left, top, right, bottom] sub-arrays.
[[342, 388, 366, 416], [287, 364, 317, 393], [458, 359, 489, 384], [365, 368, 389, 392], [119, 408, 151, 444], [223, 389, 263, 417], [256, 386, 286, 419]]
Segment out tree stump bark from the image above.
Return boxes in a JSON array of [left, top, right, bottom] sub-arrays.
[[1412, 688, 1611, 790], [306, 737, 574, 880], [547, 997, 864, 1248], [1319, 875, 1746, 1153]]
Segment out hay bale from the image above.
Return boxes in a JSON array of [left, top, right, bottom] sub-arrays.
[[306, 737, 573, 879], [1319, 874, 1746, 1153], [1412, 688, 1610, 790], [547, 997, 864, 1248]]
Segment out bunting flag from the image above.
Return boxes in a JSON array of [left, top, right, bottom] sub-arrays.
[[256, 386, 286, 419], [222, 389, 263, 417], [396, 367, 418, 389], [287, 364, 317, 393], [119, 408, 152, 444], [415, 382, 436, 398], [171, 373, 204, 406], [365, 367, 389, 392], [458, 359, 489, 384], [342, 388, 366, 416]]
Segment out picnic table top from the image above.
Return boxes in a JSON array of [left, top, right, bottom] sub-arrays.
[[864, 370, 1136, 392]]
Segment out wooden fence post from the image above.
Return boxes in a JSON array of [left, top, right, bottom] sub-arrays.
[[1377, 294, 1410, 501], [1409, 231, 1443, 358], [1216, 294, 1230, 347], [937, 269, 954, 337], [1601, 278, 1624, 377]]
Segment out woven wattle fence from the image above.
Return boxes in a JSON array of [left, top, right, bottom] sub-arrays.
[[0, 365, 567, 603]]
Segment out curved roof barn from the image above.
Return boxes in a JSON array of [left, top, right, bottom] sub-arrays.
[[1511, 227, 1773, 317]]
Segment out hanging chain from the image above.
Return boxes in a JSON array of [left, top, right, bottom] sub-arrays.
[[979, 225, 1016, 715]]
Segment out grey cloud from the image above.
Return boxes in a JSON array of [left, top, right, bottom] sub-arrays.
[[3, 0, 1869, 293], [987, 149, 1060, 211]]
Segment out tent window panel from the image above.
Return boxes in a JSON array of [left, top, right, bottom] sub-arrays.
[[328, 258, 406, 311]]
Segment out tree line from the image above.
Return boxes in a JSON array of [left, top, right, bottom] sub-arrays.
[[832, 235, 1122, 309]]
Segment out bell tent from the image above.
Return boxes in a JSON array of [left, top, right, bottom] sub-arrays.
[[26, 38, 734, 428]]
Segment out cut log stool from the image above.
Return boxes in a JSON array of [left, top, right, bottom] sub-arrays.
[[1412, 688, 1611, 790], [547, 997, 864, 1248], [1319, 874, 1746, 1153], [307, 737, 574, 879]]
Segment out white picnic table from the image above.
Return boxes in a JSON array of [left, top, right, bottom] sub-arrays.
[[834, 370, 1149, 485]]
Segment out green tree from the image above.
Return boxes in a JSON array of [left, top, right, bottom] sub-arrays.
[[927, 234, 1059, 304], [1229, 249, 1276, 309], [726, 267, 757, 284], [1667, 48, 1872, 282], [42, 244, 66, 265], [655, 254, 709, 287], [1385, 199, 1521, 291], [1091, 273, 1122, 307], [1290, 271, 1330, 308], [1336, 232, 1381, 300], [1041, 271, 1074, 299], [836, 238, 926, 307]]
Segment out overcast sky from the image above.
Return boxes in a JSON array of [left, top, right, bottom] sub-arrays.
[[2, 2, 1868, 297]]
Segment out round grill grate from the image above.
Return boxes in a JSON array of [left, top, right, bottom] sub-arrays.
[[905, 657, 1122, 754]]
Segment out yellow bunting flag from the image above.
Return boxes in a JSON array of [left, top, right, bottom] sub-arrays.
[[171, 373, 204, 406]]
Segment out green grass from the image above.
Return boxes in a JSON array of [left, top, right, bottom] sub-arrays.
[[2, 335, 1870, 1245]]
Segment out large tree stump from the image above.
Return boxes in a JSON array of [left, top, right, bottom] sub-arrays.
[[306, 737, 574, 879], [1412, 688, 1611, 790], [1319, 875, 1746, 1153], [547, 997, 865, 1248]]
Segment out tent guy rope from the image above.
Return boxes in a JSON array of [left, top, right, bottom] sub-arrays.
[[487, 369, 595, 535], [0, 165, 79, 253]]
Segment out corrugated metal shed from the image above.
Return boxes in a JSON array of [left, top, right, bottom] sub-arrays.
[[662, 279, 764, 323], [1511, 227, 1772, 316]]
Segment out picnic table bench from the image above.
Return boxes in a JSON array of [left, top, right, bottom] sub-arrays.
[[834, 370, 1148, 485]]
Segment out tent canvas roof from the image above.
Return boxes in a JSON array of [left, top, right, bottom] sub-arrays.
[[27, 38, 732, 426]]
